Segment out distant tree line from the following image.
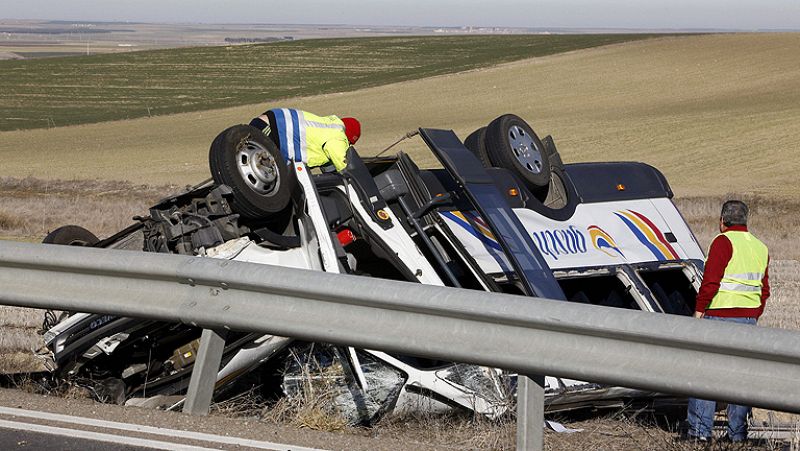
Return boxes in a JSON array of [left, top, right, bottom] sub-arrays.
[[224, 37, 293, 43]]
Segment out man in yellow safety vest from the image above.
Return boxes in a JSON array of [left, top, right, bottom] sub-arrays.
[[249, 108, 361, 171], [685, 200, 770, 443]]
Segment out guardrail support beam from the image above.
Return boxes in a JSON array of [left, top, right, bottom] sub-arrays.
[[183, 329, 227, 416], [516, 375, 545, 451]]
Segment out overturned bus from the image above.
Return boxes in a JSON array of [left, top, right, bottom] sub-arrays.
[[41, 114, 704, 424]]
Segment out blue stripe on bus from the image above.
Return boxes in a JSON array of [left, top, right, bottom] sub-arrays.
[[614, 212, 667, 260], [289, 109, 302, 162]]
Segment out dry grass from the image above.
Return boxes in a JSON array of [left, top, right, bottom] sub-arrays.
[[0, 176, 175, 242], [1, 372, 94, 401], [370, 407, 797, 450], [267, 395, 349, 432], [0, 306, 50, 374], [545, 415, 789, 451], [0, 327, 42, 351], [211, 358, 350, 433], [214, 389, 793, 450], [675, 194, 800, 261], [758, 260, 800, 331], [373, 410, 516, 450], [0, 306, 45, 329], [0, 352, 49, 374], [212, 387, 349, 433]]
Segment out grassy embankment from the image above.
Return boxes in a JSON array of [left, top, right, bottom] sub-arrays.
[[0, 33, 797, 198], [0, 34, 654, 131]]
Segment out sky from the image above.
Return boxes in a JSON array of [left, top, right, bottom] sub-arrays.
[[2, 0, 799, 30]]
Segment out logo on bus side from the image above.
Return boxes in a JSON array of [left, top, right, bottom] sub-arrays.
[[614, 209, 679, 261], [588, 225, 625, 258], [531, 225, 587, 260]]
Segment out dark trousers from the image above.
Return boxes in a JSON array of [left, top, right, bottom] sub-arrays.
[[686, 315, 757, 441]]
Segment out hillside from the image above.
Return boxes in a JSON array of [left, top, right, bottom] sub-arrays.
[[0, 33, 798, 201], [0, 34, 652, 131]]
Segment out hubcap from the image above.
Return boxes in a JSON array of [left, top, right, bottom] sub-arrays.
[[507, 125, 543, 174], [236, 140, 280, 195]]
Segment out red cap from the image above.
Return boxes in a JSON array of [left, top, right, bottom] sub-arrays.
[[341, 117, 361, 145]]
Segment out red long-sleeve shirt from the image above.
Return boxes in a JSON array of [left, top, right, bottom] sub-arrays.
[[695, 225, 770, 318]]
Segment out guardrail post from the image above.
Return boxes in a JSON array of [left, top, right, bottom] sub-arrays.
[[516, 375, 545, 451], [183, 329, 228, 416]]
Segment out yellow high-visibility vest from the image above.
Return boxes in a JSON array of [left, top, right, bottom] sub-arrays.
[[266, 108, 350, 171], [707, 231, 768, 310]]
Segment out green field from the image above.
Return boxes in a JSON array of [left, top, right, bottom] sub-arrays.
[[0, 34, 656, 131]]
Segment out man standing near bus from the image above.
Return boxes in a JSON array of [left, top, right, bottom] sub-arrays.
[[686, 200, 770, 443]]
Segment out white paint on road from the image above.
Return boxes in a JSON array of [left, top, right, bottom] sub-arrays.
[[0, 418, 218, 450], [0, 405, 328, 451]]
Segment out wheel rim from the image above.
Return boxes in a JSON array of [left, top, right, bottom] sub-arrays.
[[236, 140, 280, 196], [507, 125, 544, 175]]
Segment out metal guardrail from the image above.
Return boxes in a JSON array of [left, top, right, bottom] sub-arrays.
[[1, 240, 800, 446]]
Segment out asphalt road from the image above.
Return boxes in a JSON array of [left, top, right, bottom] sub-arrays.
[[0, 405, 332, 450], [0, 427, 151, 451]]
